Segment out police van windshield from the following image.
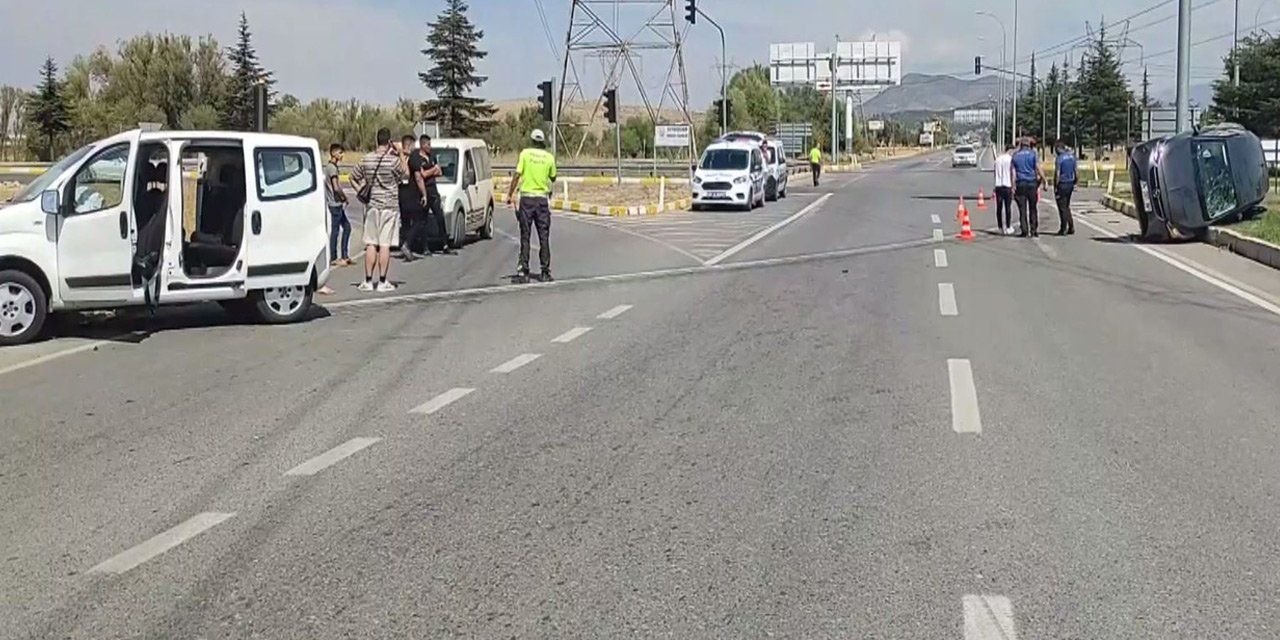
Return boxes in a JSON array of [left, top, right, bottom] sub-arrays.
[[700, 148, 750, 170], [430, 148, 460, 183]]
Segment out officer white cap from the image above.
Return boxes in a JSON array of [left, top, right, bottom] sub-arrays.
[[531, 129, 546, 143]]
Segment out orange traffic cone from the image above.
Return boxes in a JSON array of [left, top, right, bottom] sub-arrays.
[[957, 197, 975, 241], [977, 188, 987, 210]]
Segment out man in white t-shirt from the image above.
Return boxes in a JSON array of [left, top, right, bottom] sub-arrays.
[[993, 144, 1015, 235]]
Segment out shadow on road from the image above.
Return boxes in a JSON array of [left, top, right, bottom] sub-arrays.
[[41, 303, 334, 344]]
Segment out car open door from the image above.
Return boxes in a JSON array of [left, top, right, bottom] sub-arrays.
[[242, 140, 325, 291], [56, 130, 142, 305]]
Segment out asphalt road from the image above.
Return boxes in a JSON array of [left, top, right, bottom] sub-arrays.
[[3, 151, 1280, 638]]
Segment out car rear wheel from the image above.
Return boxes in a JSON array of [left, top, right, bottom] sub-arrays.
[[0, 270, 47, 346], [765, 178, 778, 202], [449, 208, 467, 249], [251, 285, 313, 324]]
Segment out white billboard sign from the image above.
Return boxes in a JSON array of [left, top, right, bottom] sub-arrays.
[[654, 124, 692, 148], [919, 132, 935, 146], [953, 108, 994, 124], [770, 41, 901, 90], [867, 119, 885, 131], [922, 121, 940, 133]]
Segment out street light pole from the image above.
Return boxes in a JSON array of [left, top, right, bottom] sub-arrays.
[[832, 34, 840, 165], [1011, 0, 1019, 142], [696, 8, 728, 134], [1233, 0, 1241, 87], [1175, 0, 1192, 132], [976, 11, 1008, 148]]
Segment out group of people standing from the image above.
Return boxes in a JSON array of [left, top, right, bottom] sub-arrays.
[[991, 137, 1078, 237], [321, 128, 453, 294]]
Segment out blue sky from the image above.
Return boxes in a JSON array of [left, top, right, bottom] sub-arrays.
[[1, 0, 1274, 107]]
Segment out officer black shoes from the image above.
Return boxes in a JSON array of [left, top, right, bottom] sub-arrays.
[[540, 271, 554, 283]]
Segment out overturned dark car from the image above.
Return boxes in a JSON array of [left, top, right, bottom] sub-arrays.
[[1127, 124, 1270, 241]]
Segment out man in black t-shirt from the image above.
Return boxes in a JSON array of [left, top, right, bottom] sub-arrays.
[[416, 135, 454, 255], [397, 135, 426, 260]]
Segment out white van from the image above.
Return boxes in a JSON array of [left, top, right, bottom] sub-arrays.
[[763, 139, 789, 201], [691, 141, 767, 212], [429, 139, 495, 248], [0, 129, 331, 346]]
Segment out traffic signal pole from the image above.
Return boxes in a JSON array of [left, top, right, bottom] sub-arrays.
[[693, 7, 727, 135]]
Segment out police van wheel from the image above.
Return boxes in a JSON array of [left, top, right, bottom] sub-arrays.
[[478, 202, 494, 240], [449, 209, 467, 249], [251, 286, 313, 325], [0, 269, 48, 347], [765, 179, 778, 202]]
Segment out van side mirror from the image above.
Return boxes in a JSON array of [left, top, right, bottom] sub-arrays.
[[40, 190, 60, 215]]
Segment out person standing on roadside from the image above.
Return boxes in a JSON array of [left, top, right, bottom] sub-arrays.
[[1053, 140, 1078, 235], [809, 145, 822, 186], [415, 135, 455, 256], [993, 143, 1015, 235], [349, 127, 408, 292], [1011, 136, 1046, 238], [397, 134, 426, 261], [504, 129, 557, 283], [324, 143, 352, 266]]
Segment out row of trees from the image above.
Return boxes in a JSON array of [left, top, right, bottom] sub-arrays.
[[1209, 32, 1280, 137], [2, 0, 496, 161]]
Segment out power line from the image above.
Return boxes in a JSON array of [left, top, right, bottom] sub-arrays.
[[1018, 0, 1227, 66], [1123, 15, 1280, 65]]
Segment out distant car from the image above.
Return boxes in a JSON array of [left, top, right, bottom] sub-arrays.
[[952, 145, 978, 168], [1128, 123, 1270, 241], [692, 141, 767, 211]]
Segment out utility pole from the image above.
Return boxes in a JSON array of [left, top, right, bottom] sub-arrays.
[[1055, 91, 1062, 141], [1175, 0, 1192, 132], [831, 35, 840, 165], [1011, 0, 1019, 142], [1233, 0, 1241, 87]]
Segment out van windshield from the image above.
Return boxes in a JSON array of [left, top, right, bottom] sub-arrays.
[[700, 149, 749, 170], [430, 148, 460, 184], [9, 145, 94, 203]]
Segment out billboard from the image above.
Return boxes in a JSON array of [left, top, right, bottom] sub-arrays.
[[953, 108, 994, 125], [919, 132, 935, 146], [654, 124, 691, 148], [867, 120, 885, 131], [770, 40, 901, 89]]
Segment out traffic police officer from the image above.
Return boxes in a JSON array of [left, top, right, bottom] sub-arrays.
[[505, 129, 558, 283], [809, 145, 822, 186]]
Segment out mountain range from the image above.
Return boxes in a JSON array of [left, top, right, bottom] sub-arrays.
[[862, 73, 1003, 116]]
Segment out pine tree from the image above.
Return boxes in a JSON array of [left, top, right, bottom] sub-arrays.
[[1209, 33, 1280, 137], [26, 57, 71, 160], [420, 0, 496, 136], [1076, 25, 1131, 149], [223, 12, 274, 130]]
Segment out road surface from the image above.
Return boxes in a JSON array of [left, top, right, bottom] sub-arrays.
[[3, 152, 1279, 638]]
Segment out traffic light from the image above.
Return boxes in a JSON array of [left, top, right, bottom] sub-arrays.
[[537, 80, 554, 122], [603, 88, 618, 124], [713, 98, 732, 125], [685, 0, 696, 24], [974, 56, 982, 75]]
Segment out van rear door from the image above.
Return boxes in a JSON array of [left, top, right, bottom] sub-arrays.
[[242, 141, 327, 291]]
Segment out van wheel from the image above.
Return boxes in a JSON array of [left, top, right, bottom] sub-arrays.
[[449, 209, 467, 249], [765, 179, 778, 202], [251, 285, 312, 324], [478, 202, 494, 240], [0, 270, 47, 346]]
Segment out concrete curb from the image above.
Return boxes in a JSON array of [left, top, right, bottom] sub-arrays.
[[548, 197, 691, 217], [1098, 194, 1280, 271]]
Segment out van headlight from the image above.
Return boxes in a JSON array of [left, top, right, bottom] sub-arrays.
[[733, 176, 748, 184]]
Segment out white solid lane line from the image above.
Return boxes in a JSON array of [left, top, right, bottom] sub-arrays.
[[411, 387, 476, 415], [597, 304, 634, 320], [963, 594, 1017, 639], [704, 193, 833, 266], [88, 512, 235, 575], [931, 214, 942, 224], [933, 229, 945, 242], [935, 249, 949, 268], [1076, 216, 1280, 318], [938, 283, 959, 316], [948, 359, 982, 434], [491, 353, 542, 374], [0, 338, 116, 379], [552, 327, 593, 343], [284, 437, 381, 477]]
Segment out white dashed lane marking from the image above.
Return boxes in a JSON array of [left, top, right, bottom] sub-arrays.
[[931, 214, 942, 224], [88, 512, 235, 575], [597, 304, 633, 320], [938, 283, 959, 316], [491, 353, 542, 374], [963, 594, 1017, 639], [933, 229, 945, 242], [411, 388, 476, 415], [551, 327, 593, 343], [935, 249, 949, 268], [284, 437, 381, 477], [948, 359, 982, 434]]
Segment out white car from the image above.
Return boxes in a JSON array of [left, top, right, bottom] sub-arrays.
[[952, 145, 978, 168], [428, 138, 495, 248], [691, 141, 767, 211], [0, 128, 331, 345]]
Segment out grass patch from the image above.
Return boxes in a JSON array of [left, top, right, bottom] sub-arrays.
[[1231, 194, 1280, 245]]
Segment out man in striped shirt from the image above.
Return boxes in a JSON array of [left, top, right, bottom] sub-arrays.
[[349, 127, 408, 292]]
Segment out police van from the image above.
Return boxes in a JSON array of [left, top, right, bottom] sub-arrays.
[[0, 129, 332, 346], [427, 138, 496, 248]]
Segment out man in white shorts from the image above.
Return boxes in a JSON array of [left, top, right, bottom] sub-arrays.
[[349, 127, 408, 292]]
